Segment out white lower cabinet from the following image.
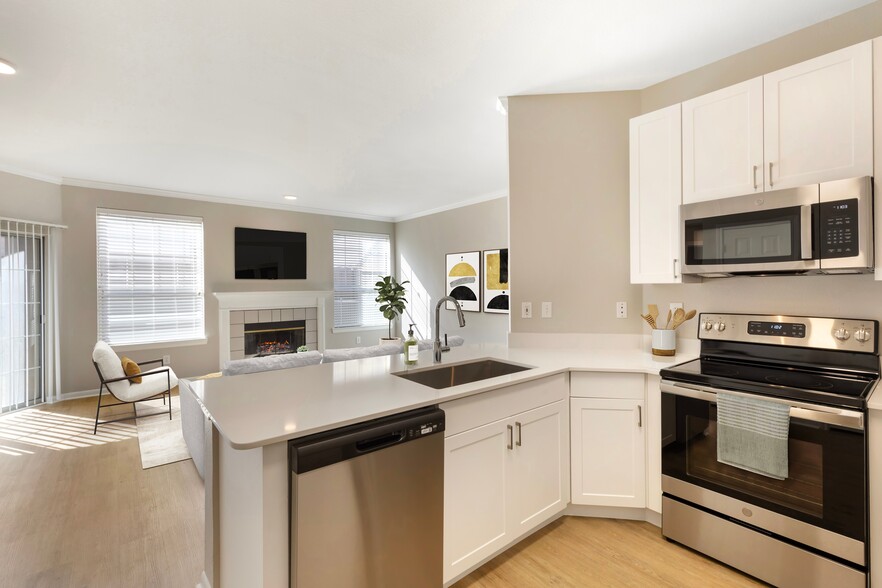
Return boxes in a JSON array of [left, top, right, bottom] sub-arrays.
[[571, 397, 645, 507], [442, 375, 569, 584], [570, 372, 647, 509]]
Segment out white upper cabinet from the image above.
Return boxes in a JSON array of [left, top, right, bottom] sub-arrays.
[[682, 77, 764, 203], [629, 104, 683, 284], [764, 41, 873, 191]]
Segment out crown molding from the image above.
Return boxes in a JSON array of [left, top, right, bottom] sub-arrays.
[[0, 164, 62, 185], [392, 190, 508, 222], [60, 177, 396, 222]]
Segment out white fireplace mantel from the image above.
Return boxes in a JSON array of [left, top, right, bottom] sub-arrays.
[[214, 291, 331, 366]]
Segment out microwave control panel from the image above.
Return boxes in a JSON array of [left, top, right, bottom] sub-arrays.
[[819, 198, 858, 259]]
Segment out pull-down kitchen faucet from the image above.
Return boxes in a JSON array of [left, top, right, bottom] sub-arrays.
[[434, 296, 466, 363]]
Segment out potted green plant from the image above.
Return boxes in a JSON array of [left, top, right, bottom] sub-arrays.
[[374, 275, 409, 342]]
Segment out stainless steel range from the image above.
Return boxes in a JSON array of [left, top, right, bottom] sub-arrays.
[[660, 313, 879, 588]]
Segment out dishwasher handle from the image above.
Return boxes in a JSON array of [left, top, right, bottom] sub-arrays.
[[290, 406, 445, 474], [356, 430, 405, 453]]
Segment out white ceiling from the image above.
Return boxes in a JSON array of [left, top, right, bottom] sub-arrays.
[[0, 0, 873, 221]]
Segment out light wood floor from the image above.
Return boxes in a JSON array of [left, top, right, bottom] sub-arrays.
[[0, 394, 204, 588], [455, 516, 766, 588], [1, 396, 764, 587]]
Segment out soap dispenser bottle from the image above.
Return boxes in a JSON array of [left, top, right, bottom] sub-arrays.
[[404, 324, 418, 365]]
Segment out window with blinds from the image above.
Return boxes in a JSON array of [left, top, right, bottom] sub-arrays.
[[333, 231, 390, 330], [96, 209, 205, 346]]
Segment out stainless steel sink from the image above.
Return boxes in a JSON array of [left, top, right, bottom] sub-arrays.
[[394, 359, 532, 389]]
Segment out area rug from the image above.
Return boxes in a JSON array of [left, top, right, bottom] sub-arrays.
[[136, 393, 191, 470]]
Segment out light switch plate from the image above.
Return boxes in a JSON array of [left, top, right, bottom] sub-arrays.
[[521, 302, 533, 319], [541, 302, 552, 318], [670, 302, 684, 312]]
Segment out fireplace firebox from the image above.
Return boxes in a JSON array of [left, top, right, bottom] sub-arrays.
[[243, 320, 306, 357]]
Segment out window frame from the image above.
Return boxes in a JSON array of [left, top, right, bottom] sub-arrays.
[[332, 230, 392, 332], [96, 208, 206, 348]]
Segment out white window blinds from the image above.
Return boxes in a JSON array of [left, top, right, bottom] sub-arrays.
[[97, 209, 205, 346], [333, 231, 390, 329]]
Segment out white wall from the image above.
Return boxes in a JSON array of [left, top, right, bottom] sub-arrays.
[[395, 197, 510, 344]]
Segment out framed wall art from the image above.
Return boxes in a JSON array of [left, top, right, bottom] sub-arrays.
[[445, 251, 481, 312], [483, 248, 509, 314]]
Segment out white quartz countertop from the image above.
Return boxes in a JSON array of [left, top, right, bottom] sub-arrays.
[[184, 343, 697, 449]]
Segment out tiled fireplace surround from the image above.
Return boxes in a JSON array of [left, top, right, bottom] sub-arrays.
[[214, 291, 330, 366]]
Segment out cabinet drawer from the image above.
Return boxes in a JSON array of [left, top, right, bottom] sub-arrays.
[[441, 373, 568, 437], [570, 371, 643, 399]]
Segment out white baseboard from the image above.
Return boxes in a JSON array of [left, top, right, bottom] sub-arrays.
[[566, 504, 662, 528], [58, 388, 99, 401]]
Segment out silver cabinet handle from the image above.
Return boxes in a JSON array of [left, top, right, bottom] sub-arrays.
[[672, 258, 678, 279], [637, 405, 643, 428], [507, 424, 513, 450], [753, 165, 758, 190], [769, 162, 774, 187], [515, 422, 522, 446]]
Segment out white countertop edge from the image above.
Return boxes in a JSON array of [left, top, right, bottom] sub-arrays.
[[183, 345, 697, 450]]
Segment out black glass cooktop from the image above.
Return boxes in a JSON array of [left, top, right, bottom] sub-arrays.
[[661, 357, 877, 410]]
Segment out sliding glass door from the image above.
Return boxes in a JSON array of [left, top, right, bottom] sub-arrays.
[[0, 222, 45, 412]]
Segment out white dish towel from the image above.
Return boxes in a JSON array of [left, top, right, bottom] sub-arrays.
[[716, 392, 790, 480]]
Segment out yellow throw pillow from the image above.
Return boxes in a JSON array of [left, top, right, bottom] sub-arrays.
[[121, 356, 142, 384]]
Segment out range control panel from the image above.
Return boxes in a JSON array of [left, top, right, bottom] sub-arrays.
[[819, 198, 859, 259], [698, 313, 878, 353]]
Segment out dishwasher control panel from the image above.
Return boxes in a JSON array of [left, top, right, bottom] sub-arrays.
[[411, 418, 443, 439]]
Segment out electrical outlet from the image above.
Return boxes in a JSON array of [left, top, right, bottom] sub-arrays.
[[162, 354, 171, 365], [670, 302, 684, 312], [541, 302, 552, 318], [521, 302, 533, 319], [616, 301, 627, 319], [355, 336, 361, 344]]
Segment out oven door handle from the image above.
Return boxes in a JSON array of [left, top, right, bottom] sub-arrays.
[[660, 380, 864, 431]]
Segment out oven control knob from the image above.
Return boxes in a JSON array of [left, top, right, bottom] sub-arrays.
[[715, 322, 726, 332], [703, 321, 714, 331], [834, 327, 851, 341], [855, 328, 872, 343]]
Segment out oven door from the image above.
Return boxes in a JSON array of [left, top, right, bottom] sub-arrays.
[[660, 380, 866, 565], [680, 185, 819, 276]]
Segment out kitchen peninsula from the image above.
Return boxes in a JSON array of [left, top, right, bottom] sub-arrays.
[[183, 341, 695, 588]]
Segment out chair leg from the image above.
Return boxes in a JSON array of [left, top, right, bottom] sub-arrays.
[[93, 385, 104, 434], [167, 373, 172, 420]]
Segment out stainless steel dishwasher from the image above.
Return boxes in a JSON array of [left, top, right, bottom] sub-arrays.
[[289, 406, 445, 588]]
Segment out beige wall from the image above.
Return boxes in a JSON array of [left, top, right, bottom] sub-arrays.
[[59, 185, 394, 393], [0, 171, 63, 225], [395, 197, 509, 344], [508, 91, 642, 334]]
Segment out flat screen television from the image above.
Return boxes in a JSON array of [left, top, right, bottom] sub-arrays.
[[235, 227, 307, 279]]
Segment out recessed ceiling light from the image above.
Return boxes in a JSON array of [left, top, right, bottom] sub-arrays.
[[284, 195, 297, 201], [0, 59, 16, 75]]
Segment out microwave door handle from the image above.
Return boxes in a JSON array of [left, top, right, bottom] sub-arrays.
[[800, 204, 813, 260]]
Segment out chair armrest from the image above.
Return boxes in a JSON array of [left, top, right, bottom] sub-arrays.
[[139, 358, 165, 367], [102, 367, 171, 384]]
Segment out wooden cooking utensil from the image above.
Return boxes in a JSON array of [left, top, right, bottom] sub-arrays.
[[670, 308, 686, 330], [640, 313, 657, 329], [663, 309, 672, 330], [648, 304, 659, 324]]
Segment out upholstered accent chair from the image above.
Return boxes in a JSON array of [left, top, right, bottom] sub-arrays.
[[91, 341, 179, 434]]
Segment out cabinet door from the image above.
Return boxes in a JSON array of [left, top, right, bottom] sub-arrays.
[[571, 397, 645, 508], [629, 104, 683, 284], [682, 77, 764, 203], [508, 400, 568, 538], [443, 418, 511, 583], [764, 41, 873, 191]]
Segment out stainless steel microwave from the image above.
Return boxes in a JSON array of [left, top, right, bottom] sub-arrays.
[[680, 176, 873, 277]]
